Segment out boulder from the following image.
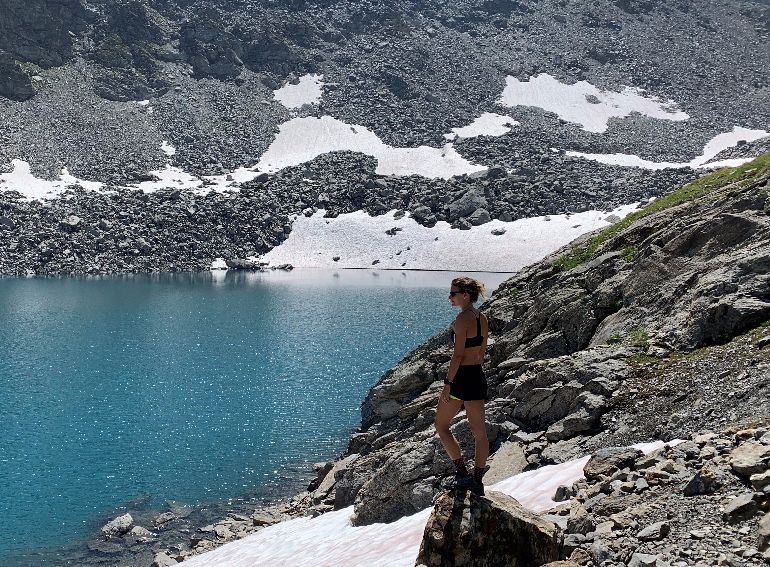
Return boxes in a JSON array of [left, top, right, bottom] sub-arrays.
[[759, 512, 770, 552], [723, 493, 759, 524], [584, 447, 643, 480], [751, 470, 770, 492], [730, 442, 770, 476], [60, 214, 82, 231], [101, 512, 133, 537], [448, 190, 488, 222], [485, 441, 527, 484], [415, 491, 560, 567], [683, 465, 729, 496], [637, 521, 670, 541], [151, 551, 178, 566]]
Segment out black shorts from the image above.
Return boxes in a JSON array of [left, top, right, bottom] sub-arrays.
[[449, 364, 488, 401]]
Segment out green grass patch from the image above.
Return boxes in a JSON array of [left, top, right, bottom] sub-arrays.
[[629, 353, 659, 364], [621, 246, 639, 262], [553, 153, 770, 272], [608, 333, 623, 344], [628, 328, 650, 349]]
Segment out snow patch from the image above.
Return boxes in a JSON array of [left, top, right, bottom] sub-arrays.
[[273, 74, 324, 109], [134, 165, 204, 192], [181, 440, 675, 567], [567, 126, 770, 170], [255, 116, 486, 179], [210, 258, 228, 270], [262, 204, 641, 272], [444, 113, 519, 140], [499, 73, 689, 133], [0, 159, 104, 200], [161, 141, 177, 156]]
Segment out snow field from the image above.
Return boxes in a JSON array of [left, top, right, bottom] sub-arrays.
[[261, 204, 642, 272]]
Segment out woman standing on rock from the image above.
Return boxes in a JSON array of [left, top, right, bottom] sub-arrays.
[[434, 276, 490, 496]]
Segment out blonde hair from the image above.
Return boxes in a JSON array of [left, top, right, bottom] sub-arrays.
[[451, 277, 487, 303]]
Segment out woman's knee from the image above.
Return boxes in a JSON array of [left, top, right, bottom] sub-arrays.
[[434, 419, 451, 434]]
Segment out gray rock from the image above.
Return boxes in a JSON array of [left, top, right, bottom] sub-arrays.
[[628, 553, 661, 567], [60, 214, 82, 231], [101, 513, 134, 537], [151, 551, 178, 567], [758, 512, 770, 552], [154, 511, 177, 526], [415, 491, 560, 566], [684, 465, 729, 496], [448, 190, 487, 221], [751, 470, 770, 492], [730, 442, 770, 476], [723, 493, 759, 524], [584, 447, 643, 480], [638, 521, 671, 541]]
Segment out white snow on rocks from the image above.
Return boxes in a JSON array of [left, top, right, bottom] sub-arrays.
[[161, 140, 177, 156], [134, 164, 204, 193], [499, 73, 689, 133], [567, 126, 770, 170], [0, 159, 104, 200], [180, 440, 673, 567], [255, 116, 486, 179], [261, 204, 641, 272], [444, 113, 519, 140], [273, 74, 324, 109]]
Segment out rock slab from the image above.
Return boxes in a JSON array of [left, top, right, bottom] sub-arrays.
[[415, 490, 560, 567]]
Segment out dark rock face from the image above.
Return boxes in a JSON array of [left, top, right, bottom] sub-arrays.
[[415, 491, 560, 567], [0, 0, 92, 67], [0, 54, 35, 101]]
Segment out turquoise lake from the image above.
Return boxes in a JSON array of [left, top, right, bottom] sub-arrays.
[[0, 269, 510, 563]]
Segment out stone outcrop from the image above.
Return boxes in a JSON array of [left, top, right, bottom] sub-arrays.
[[322, 163, 770, 527], [415, 491, 560, 567]]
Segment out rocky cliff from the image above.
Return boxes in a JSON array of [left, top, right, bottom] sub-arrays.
[[301, 155, 770, 532]]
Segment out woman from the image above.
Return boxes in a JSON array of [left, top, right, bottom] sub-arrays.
[[434, 276, 489, 496]]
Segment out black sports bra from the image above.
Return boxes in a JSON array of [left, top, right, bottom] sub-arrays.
[[451, 311, 485, 348]]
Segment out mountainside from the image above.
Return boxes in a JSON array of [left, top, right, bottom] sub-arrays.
[[308, 155, 770, 528], [33, 157, 770, 566], [1, 0, 769, 274]]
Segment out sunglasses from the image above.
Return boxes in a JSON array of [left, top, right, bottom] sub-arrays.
[[448, 291, 465, 297]]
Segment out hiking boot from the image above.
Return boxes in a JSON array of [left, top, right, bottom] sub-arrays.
[[469, 466, 489, 496], [453, 471, 474, 490], [470, 476, 485, 496]]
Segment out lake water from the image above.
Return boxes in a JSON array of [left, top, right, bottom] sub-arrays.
[[0, 269, 510, 563]]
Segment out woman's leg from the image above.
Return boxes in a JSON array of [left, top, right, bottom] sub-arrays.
[[463, 400, 489, 468], [434, 397, 464, 460]]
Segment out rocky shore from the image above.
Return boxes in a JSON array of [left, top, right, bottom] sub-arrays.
[[66, 156, 770, 566]]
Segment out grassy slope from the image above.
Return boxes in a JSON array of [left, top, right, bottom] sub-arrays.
[[553, 153, 770, 272]]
